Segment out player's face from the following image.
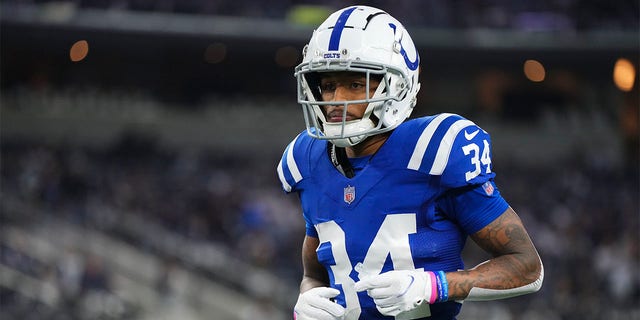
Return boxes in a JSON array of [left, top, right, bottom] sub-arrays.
[[319, 72, 380, 122]]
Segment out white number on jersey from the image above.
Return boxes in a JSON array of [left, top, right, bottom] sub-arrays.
[[316, 214, 431, 320], [462, 139, 492, 182]]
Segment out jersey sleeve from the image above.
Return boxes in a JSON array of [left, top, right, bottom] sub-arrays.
[[405, 114, 507, 233], [276, 130, 314, 193], [405, 113, 496, 189], [276, 130, 321, 237], [437, 119, 495, 188], [436, 180, 509, 234]]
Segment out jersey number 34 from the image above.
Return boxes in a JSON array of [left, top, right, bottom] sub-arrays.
[[463, 140, 491, 181], [316, 214, 431, 320]]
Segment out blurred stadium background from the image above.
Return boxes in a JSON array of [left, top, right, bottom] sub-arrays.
[[1, 1, 638, 319]]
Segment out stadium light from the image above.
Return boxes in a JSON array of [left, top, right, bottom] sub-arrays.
[[70, 40, 89, 62], [613, 58, 636, 92], [523, 59, 545, 82]]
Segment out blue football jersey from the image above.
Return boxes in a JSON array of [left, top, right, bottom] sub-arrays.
[[278, 113, 509, 320]]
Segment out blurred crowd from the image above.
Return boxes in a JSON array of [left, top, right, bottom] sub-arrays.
[[3, 0, 638, 31], [491, 159, 639, 318], [1, 126, 638, 319], [0, 135, 304, 319], [1, 241, 131, 320]]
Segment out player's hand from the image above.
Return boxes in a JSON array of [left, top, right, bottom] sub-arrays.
[[293, 287, 346, 320], [354, 270, 438, 316]]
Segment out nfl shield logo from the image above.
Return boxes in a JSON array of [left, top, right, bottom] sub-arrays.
[[344, 185, 356, 204], [482, 181, 494, 196]]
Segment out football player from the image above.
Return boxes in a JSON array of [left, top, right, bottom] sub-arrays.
[[278, 5, 543, 320]]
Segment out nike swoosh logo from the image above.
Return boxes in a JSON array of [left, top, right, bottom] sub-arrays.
[[464, 129, 479, 140]]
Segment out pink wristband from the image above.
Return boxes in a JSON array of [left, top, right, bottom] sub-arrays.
[[427, 271, 439, 304]]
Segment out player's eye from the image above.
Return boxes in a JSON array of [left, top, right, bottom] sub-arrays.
[[350, 82, 366, 90], [319, 82, 336, 93]]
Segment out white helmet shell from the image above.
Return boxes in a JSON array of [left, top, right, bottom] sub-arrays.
[[295, 5, 421, 147]]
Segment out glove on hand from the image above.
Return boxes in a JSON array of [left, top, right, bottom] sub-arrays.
[[294, 287, 346, 320], [354, 270, 440, 317]]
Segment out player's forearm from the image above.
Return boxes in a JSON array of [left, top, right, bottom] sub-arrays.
[[445, 252, 543, 301], [300, 235, 331, 293], [441, 207, 543, 301]]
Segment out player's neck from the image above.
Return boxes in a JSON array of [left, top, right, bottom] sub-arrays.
[[345, 134, 389, 158]]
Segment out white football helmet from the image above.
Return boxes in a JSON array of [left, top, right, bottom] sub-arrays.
[[295, 5, 421, 147]]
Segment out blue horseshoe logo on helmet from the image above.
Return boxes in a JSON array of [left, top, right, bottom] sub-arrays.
[[389, 23, 420, 71]]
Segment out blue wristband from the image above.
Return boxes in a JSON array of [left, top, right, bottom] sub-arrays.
[[435, 271, 449, 302]]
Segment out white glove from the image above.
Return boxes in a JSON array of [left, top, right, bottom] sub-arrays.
[[354, 270, 438, 317], [294, 287, 346, 320]]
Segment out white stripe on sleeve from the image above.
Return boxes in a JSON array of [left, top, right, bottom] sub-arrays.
[[429, 119, 475, 175], [277, 134, 303, 192], [407, 113, 454, 170], [286, 135, 303, 183], [277, 158, 292, 192]]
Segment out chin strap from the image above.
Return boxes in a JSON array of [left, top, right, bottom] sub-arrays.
[[329, 144, 355, 178], [323, 118, 376, 147]]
